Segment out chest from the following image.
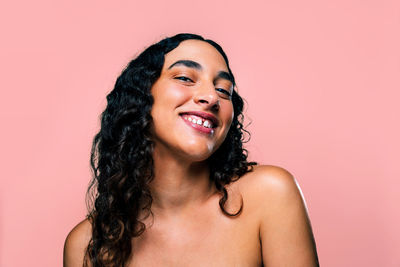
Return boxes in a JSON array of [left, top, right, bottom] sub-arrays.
[[128, 208, 262, 266]]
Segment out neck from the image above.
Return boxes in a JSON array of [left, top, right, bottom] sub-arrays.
[[149, 144, 216, 216]]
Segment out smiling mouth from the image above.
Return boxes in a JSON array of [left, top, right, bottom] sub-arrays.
[[180, 114, 215, 135]]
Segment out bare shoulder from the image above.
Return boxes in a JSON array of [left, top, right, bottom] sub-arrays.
[[237, 164, 301, 201], [238, 164, 309, 226], [63, 219, 92, 267], [240, 164, 309, 224], [237, 164, 319, 266]]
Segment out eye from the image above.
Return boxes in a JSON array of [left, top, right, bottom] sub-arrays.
[[174, 76, 194, 83], [216, 88, 232, 98]]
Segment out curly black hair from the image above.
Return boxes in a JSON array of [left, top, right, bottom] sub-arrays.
[[85, 33, 257, 267]]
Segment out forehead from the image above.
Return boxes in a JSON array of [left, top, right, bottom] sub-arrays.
[[163, 39, 228, 71]]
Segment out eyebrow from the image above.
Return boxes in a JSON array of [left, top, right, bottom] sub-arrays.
[[168, 60, 202, 70], [215, 71, 234, 85], [168, 59, 234, 84]]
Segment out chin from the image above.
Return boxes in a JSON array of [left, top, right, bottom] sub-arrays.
[[177, 142, 216, 162]]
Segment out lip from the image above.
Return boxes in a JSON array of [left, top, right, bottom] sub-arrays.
[[179, 111, 219, 127], [180, 115, 215, 135]]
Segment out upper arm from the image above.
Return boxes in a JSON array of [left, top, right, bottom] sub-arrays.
[[254, 165, 319, 267], [63, 219, 92, 267]]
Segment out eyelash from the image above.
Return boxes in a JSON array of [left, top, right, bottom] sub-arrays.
[[175, 76, 194, 83], [216, 88, 232, 97], [174, 76, 232, 97]]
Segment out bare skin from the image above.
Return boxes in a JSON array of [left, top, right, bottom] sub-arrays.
[[64, 165, 318, 266], [64, 40, 318, 266]]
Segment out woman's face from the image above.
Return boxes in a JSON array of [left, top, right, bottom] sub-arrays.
[[150, 39, 234, 162]]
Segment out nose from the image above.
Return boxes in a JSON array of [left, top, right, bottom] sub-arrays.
[[193, 83, 220, 112]]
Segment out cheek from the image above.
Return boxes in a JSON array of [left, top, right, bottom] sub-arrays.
[[223, 103, 234, 128], [150, 82, 191, 135], [167, 87, 190, 104], [152, 83, 191, 110]]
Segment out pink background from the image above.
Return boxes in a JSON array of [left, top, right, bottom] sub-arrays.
[[1, 0, 399, 266]]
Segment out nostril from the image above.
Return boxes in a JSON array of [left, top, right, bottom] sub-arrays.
[[212, 104, 219, 112]]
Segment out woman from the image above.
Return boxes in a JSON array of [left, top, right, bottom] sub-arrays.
[[64, 33, 319, 267]]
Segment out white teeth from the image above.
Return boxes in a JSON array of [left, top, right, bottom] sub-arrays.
[[182, 115, 213, 128]]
